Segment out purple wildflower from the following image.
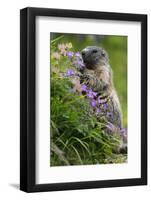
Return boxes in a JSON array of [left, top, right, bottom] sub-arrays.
[[77, 60, 85, 67], [98, 98, 103, 104], [66, 69, 75, 76], [120, 128, 127, 135], [66, 51, 74, 58], [87, 90, 97, 99], [96, 108, 101, 113], [75, 52, 81, 57], [91, 100, 97, 107], [92, 91, 97, 97], [81, 84, 88, 92], [87, 90, 94, 98], [103, 103, 107, 110], [107, 112, 113, 117]]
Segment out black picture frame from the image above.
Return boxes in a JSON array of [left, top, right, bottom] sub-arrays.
[[20, 7, 147, 193]]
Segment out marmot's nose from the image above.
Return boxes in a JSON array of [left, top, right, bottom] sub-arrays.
[[81, 48, 89, 58]]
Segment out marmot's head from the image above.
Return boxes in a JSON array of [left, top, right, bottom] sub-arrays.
[[81, 46, 109, 70]]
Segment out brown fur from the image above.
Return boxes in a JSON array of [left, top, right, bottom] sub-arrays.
[[81, 46, 127, 153], [82, 63, 123, 128]]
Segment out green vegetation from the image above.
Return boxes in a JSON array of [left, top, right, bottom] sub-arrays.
[[50, 34, 127, 166]]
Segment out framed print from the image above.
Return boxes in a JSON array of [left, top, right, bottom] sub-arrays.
[[20, 7, 147, 192]]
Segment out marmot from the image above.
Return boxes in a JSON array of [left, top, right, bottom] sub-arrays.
[[81, 46, 122, 128], [80, 46, 127, 152]]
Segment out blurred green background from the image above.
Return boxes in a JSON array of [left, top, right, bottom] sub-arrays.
[[51, 33, 127, 127]]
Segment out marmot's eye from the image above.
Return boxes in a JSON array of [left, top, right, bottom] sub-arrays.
[[92, 49, 98, 53], [82, 52, 85, 57]]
